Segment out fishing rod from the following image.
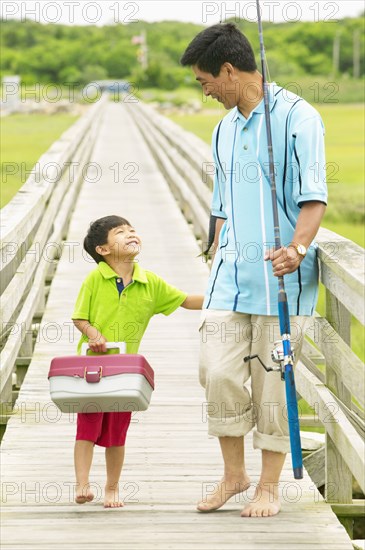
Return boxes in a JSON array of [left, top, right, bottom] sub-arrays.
[[245, 1, 303, 480]]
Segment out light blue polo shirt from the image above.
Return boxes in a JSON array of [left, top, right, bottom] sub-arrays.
[[205, 83, 328, 316]]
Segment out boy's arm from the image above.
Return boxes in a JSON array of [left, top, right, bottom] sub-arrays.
[[73, 319, 107, 353], [180, 295, 204, 310]]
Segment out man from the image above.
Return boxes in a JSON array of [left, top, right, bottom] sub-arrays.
[[180, 23, 327, 517]]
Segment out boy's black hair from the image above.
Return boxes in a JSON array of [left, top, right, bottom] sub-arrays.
[[180, 23, 257, 76], [84, 215, 131, 264]]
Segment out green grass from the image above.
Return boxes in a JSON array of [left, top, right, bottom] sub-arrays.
[[0, 113, 79, 208], [168, 111, 223, 143]]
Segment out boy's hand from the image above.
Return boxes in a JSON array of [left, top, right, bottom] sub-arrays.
[[88, 334, 107, 353]]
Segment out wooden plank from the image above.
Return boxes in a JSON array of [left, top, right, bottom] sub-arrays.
[[303, 447, 325, 488], [135, 102, 213, 189], [315, 316, 364, 409], [129, 105, 209, 241], [331, 502, 365, 517], [299, 339, 325, 384], [326, 433, 353, 536], [316, 228, 364, 325]]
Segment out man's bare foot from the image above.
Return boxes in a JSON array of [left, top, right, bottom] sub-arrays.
[[104, 486, 124, 508], [241, 484, 281, 517], [75, 484, 94, 504], [197, 475, 251, 512]]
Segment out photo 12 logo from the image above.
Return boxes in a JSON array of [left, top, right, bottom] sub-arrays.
[[1, 2, 140, 24], [201, 1, 339, 24]]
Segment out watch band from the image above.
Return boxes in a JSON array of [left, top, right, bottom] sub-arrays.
[[288, 242, 307, 257]]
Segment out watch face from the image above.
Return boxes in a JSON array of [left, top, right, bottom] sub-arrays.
[[297, 244, 307, 256]]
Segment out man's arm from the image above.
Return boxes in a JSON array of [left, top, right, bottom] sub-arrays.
[[265, 201, 326, 276], [210, 217, 225, 263], [291, 201, 326, 248], [182, 217, 226, 309]]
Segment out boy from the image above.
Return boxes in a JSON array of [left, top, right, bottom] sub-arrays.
[[72, 215, 203, 508]]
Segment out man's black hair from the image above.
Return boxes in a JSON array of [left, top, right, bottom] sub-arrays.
[[180, 23, 257, 76], [84, 215, 131, 264]]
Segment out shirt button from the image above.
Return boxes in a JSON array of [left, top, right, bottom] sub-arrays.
[[243, 127, 248, 132], [117, 278, 121, 283], [243, 145, 248, 150]]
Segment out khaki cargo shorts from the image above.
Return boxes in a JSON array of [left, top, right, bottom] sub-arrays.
[[199, 309, 308, 453]]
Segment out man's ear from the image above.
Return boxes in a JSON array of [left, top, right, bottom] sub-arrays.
[[221, 62, 235, 78], [96, 244, 109, 257]]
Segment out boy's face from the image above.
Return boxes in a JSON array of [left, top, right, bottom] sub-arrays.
[[96, 225, 142, 261]]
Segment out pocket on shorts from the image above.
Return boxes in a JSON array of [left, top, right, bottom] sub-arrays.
[[198, 309, 208, 332]]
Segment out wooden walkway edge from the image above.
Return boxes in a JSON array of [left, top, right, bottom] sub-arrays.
[[0, 101, 354, 550]]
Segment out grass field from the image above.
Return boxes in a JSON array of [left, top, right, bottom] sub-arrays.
[[0, 113, 79, 207]]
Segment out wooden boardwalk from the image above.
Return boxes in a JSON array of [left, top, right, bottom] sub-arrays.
[[1, 101, 354, 550]]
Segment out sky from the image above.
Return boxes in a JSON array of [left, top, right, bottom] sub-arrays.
[[1, 1, 364, 26]]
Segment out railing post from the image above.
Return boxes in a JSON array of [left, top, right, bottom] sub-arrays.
[[325, 288, 352, 408], [325, 288, 353, 536], [326, 435, 353, 537]]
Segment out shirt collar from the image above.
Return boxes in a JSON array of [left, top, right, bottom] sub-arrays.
[[98, 261, 148, 284], [231, 82, 280, 122]]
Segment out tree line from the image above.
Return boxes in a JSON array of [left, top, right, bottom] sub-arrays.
[[0, 17, 364, 89]]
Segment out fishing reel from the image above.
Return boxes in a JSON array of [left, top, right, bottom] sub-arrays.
[[244, 340, 295, 381]]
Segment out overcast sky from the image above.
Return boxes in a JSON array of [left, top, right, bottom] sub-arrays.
[[1, 1, 363, 26]]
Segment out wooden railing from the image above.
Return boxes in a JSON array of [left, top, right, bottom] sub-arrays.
[[128, 101, 365, 536], [0, 94, 108, 409]]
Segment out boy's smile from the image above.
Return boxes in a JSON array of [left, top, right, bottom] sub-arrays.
[[96, 225, 142, 260], [109, 225, 141, 255]]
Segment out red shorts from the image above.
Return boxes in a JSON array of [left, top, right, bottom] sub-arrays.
[[76, 412, 132, 447]]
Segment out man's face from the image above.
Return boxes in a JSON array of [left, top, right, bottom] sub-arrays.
[[193, 64, 240, 110]]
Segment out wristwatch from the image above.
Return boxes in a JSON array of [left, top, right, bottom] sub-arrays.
[[288, 242, 307, 258]]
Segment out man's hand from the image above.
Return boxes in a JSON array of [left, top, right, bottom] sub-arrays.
[[264, 246, 302, 277]]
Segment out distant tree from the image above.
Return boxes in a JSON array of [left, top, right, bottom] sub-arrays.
[[80, 65, 108, 85], [0, 17, 363, 89], [59, 66, 83, 84]]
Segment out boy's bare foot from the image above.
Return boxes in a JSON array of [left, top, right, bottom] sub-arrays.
[[75, 485, 94, 504], [241, 484, 281, 517], [104, 486, 124, 508], [197, 475, 251, 512]]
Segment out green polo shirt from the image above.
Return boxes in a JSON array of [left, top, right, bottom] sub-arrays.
[[72, 261, 187, 354]]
